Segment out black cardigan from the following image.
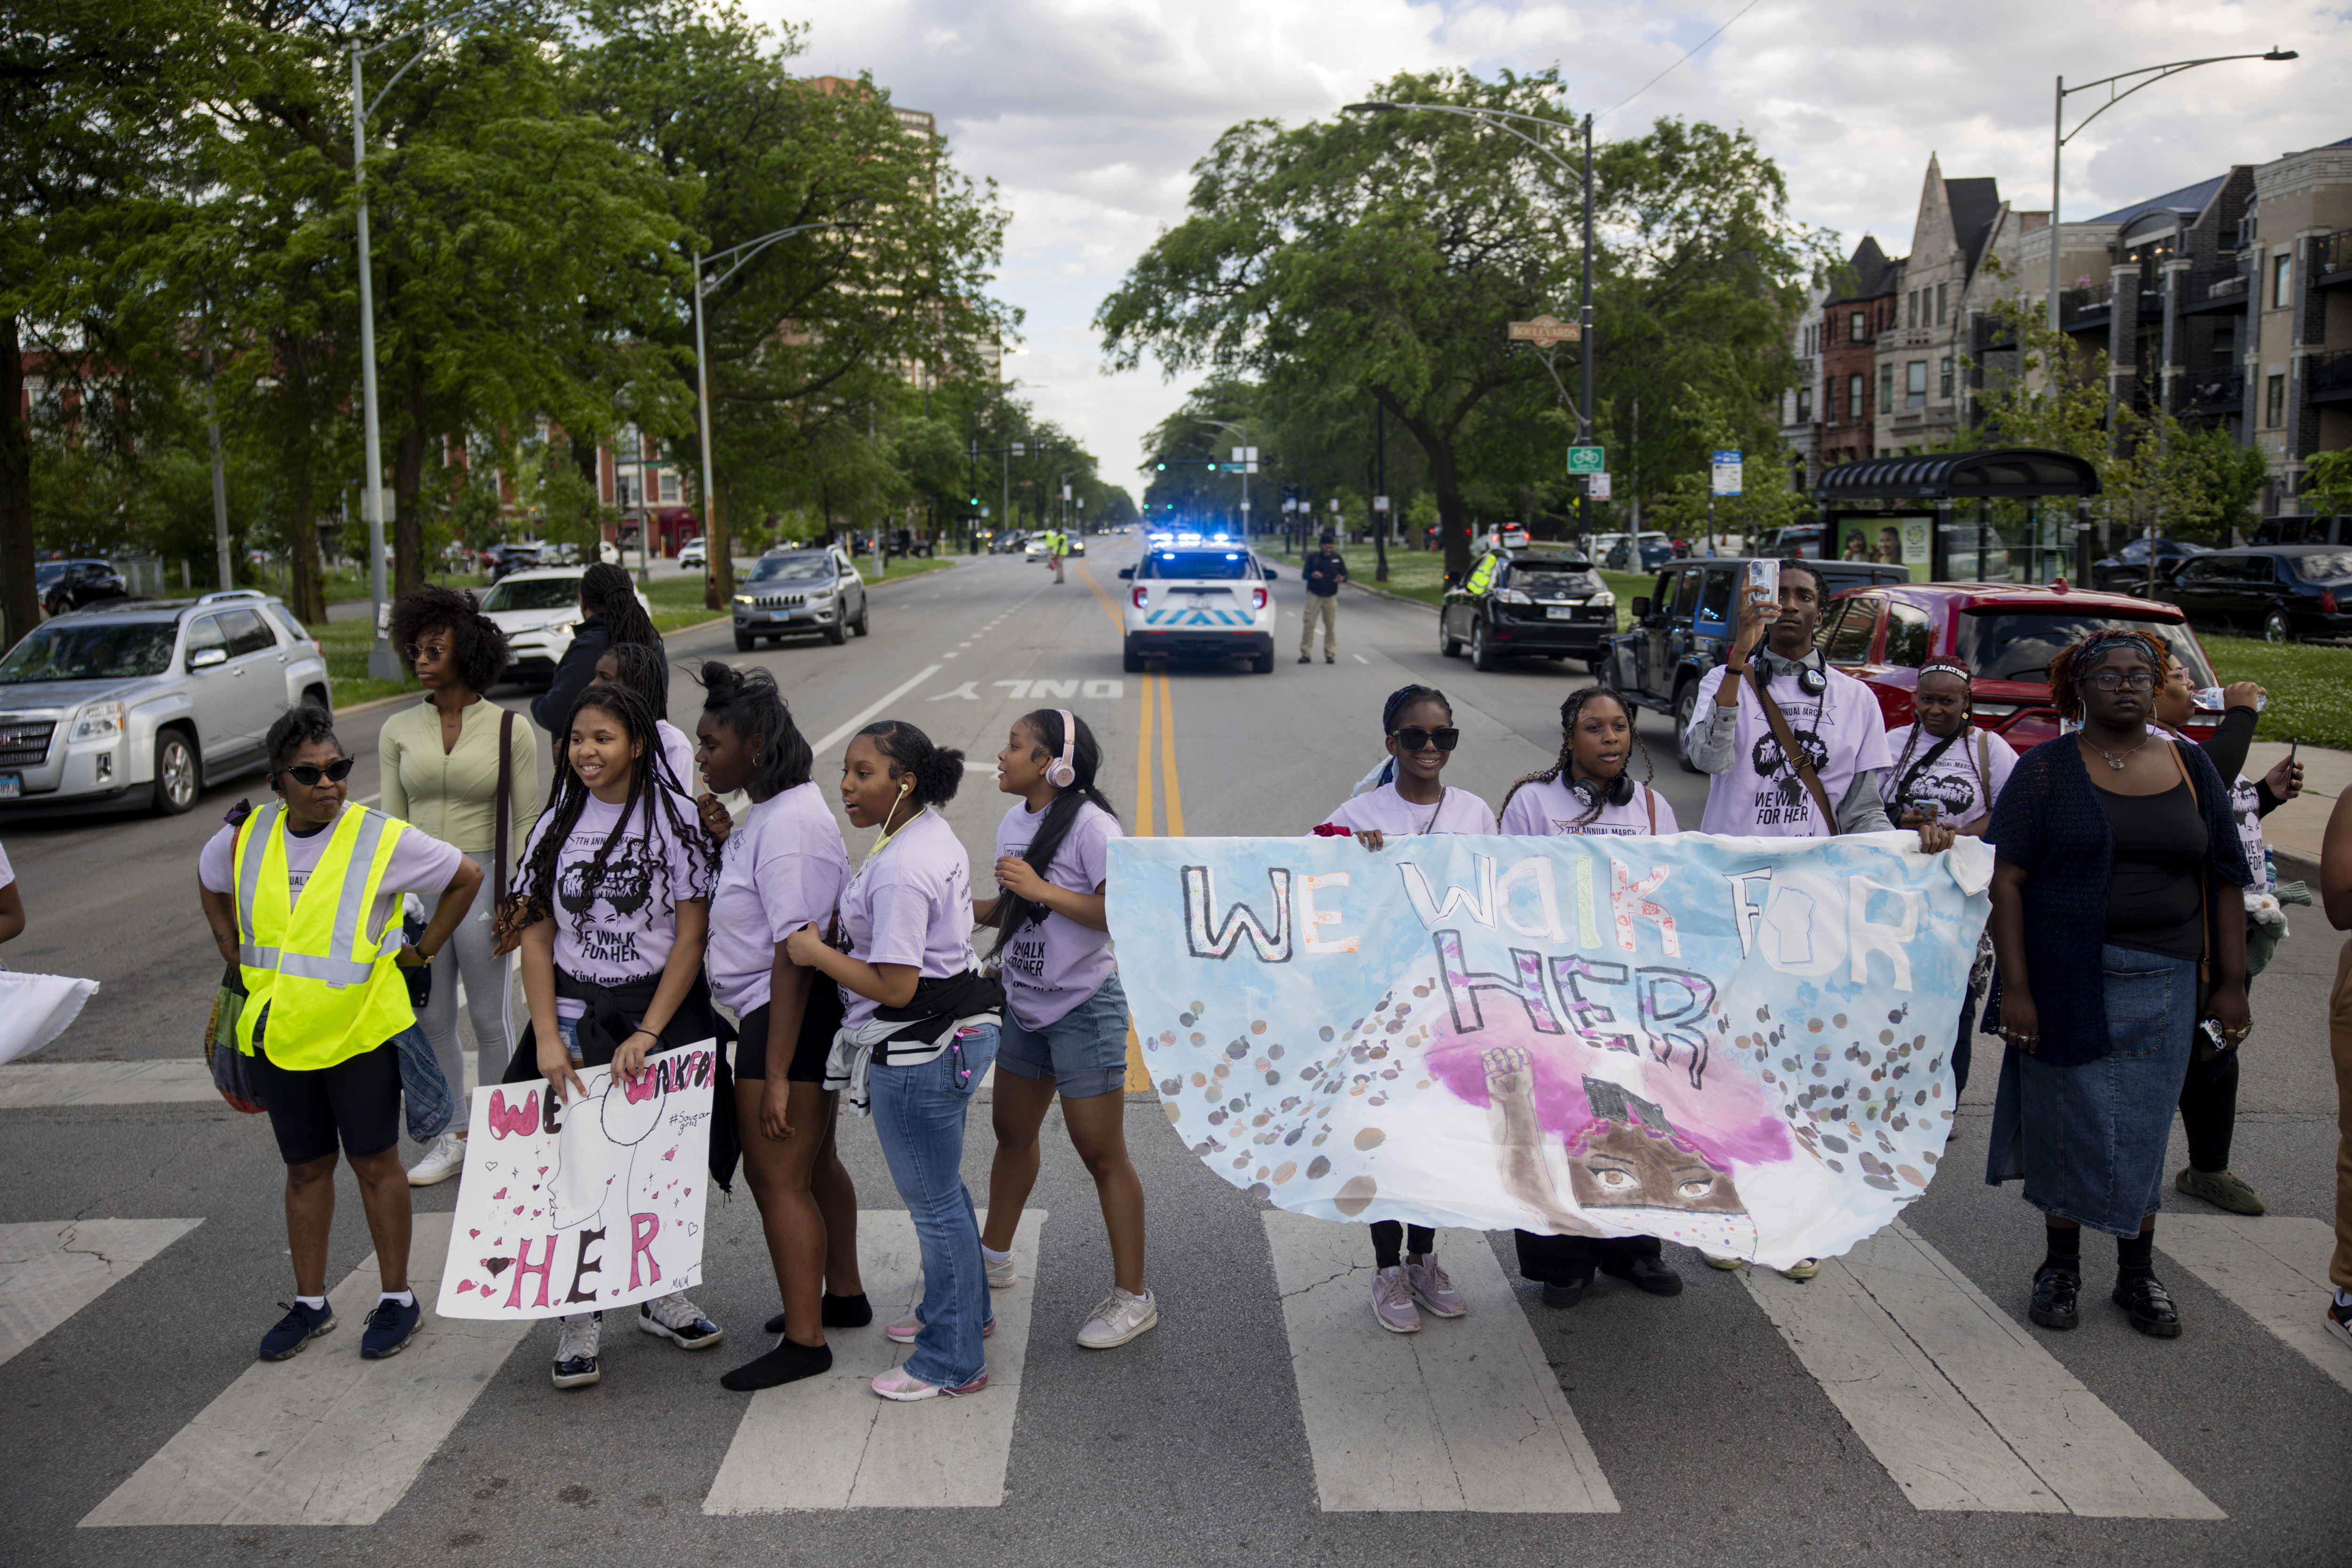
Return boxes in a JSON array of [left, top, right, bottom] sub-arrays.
[[1986, 734, 2250, 1067], [531, 612, 612, 737]]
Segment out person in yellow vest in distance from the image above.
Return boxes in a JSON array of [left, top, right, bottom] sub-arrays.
[[198, 705, 484, 1365], [1048, 528, 1067, 584]]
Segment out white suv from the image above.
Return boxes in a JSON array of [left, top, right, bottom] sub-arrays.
[[1119, 545, 1281, 673]]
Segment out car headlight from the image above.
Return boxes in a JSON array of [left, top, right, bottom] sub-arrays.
[[544, 617, 578, 636], [1587, 590, 1615, 608], [1494, 588, 1532, 605], [733, 595, 754, 606], [71, 700, 124, 742]]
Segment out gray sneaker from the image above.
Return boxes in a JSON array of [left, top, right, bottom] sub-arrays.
[[2177, 1166, 2266, 1216], [1406, 1258, 1467, 1318], [985, 1251, 1017, 1290], [1372, 1265, 1422, 1333], [638, 1292, 724, 1350], [552, 1313, 602, 1388]]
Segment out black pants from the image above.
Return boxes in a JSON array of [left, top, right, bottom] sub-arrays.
[[2177, 1048, 2240, 1173], [1515, 1229, 1661, 1283]]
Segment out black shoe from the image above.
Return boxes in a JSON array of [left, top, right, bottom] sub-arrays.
[[257, 1299, 334, 1362], [2112, 1274, 2182, 1338], [766, 1292, 874, 1336], [2028, 1266, 2081, 1330], [720, 1337, 833, 1392], [1600, 1255, 1685, 1297], [360, 1296, 421, 1359], [1326, 655, 1335, 664], [1297, 654, 1310, 663], [1539, 1272, 1594, 1308]]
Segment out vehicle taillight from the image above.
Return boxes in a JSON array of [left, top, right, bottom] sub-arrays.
[[1131, 586, 1148, 609], [2323, 589, 2338, 614], [1252, 586, 1268, 611]]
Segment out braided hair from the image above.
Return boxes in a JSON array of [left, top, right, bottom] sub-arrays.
[[516, 682, 716, 932], [2047, 628, 2167, 721], [1500, 685, 1650, 829], [1367, 684, 1452, 790], [1888, 659, 1986, 813], [855, 720, 965, 812], [600, 640, 671, 716], [580, 561, 659, 651], [982, 710, 1120, 961], [694, 661, 811, 803]]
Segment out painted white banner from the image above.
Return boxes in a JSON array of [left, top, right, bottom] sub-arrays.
[[435, 1041, 719, 1320]]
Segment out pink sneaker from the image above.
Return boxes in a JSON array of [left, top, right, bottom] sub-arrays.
[[871, 1365, 988, 1401], [1372, 1265, 1422, 1333], [1406, 1258, 1467, 1318], [884, 1312, 997, 1345]]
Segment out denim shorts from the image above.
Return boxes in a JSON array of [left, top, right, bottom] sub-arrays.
[[996, 973, 1130, 1099]]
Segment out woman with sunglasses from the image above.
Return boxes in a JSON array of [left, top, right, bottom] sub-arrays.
[[381, 586, 542, 1187], [1317, 685, 1488, 1333], [1986, 629, 2252, 1340]]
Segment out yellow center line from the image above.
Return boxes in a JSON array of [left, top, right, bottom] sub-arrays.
[[1079, 561, 1173, 1091], [1156, 669, 1184, 836]]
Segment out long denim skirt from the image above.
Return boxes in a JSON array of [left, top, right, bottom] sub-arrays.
[[1985, 943, 2199, 1238]]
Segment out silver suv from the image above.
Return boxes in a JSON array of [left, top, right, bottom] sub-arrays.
[[732, 547, 869, 650], [0, 590, 333, 816]]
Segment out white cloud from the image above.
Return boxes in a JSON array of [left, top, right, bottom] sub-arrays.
[[752, 0, 2352, 490]]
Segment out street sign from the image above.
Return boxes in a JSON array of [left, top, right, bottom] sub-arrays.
[[1566, 446, 1605, 474], [1588, 472, 1612, 501], [1373, 495, 1389, 512], [1508, 315, 1581, 344], [1711, 450, 1743, 497]]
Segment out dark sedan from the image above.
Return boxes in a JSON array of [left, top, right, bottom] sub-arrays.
[[2164, 545, 2352, 643], [2091, 535, 2207, 597], [36, 559, 127, 618], [1439, 552, 1615, 671]]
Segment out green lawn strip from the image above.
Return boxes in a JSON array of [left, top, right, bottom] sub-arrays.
[[1326, 545, 1648, 634], [2200, 634, 2352, 752]]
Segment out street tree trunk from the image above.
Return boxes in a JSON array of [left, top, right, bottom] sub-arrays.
[[392, 355, 428, 595], [0, 315, 34, 653]]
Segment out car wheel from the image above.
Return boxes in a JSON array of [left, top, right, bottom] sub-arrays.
[[1438, 613, 1461, 658], [733, 629, 755, 652], [1252, 647, 1274, 674], [151, 730, 199, 815], [2263, 607, 2292, 643], [1123, 644, 1145, 673], [1672, 682, 1703, 774], [1470, 618, 1502, 671], [852, 597, 870, 637], [824, 620, 847, 646]]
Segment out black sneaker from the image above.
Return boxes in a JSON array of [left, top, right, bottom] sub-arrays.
[[360, 1296, 421, 1359], [258, 1299, 334, 1361], [1600, 1255, 1685, 1297], [2326, 1296, 2352, 1352], [552, 1312, 602, 1389], [2028, 1266, 2081, 1330], [1296, 654, 1310, 664], [2112, 1274, 2182, 1338], [767, 1292, 874, 1336], [1539, 1272, 1593, 1309]]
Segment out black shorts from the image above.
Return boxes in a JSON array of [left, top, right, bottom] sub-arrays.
[[736, 978, 843, 1085], [251, 1035, 402, 1167]]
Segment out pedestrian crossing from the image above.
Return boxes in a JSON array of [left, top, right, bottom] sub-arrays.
[[2, 1207, 2344, 1527]]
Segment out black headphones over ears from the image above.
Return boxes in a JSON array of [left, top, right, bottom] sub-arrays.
[[1571, 772, 1636, 809]]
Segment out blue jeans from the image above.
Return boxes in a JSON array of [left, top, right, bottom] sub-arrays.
[[867, 1025, 1000, 1387]]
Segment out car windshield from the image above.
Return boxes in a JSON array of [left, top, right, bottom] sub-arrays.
[[2289, 551, 2352, 582], [0, 620, 179, 683], [1507, 563, 1597, 595], [1141, 551, 1252, 580], [1957, 610, 2214, 686], [33, 563, 67, 586], [747, 554, 834, 583], [477, 578, 581, 613]]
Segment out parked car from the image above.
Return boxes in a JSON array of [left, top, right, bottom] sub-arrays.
[[2091, 536, 2207, 597], [535, 540, 621, 566], [2251, 515, 2352, 546], [677, 537, 707, 569], [731, 547, 868, 650], [2164, 545, 2352, 642], [1815, 580, 2223, 752], [1603, 532, 1674, 572], [1438, 550, 1613, 671], [1476, 524, 1533, 552], [1119, 545, 1280, 673], [484, 543, 541, 582], [0, 589, 331, 816], [1601, 557, 1912, 763], [35, 558, 128, 618], [1761, 524, 1826, 559], [475, 567, 652, 682]]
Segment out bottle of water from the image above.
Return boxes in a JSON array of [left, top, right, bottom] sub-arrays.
[[2193, 686, 2267, 713]]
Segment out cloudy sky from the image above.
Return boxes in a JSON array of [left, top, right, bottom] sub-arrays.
[[754, 0, 2349, 498]]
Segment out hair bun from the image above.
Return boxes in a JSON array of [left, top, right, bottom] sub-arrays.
[[915, 745, 965, 804]]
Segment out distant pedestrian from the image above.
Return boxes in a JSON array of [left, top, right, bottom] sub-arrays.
[[1299, 532, 1347, 663], [531, 561, 660, 738]]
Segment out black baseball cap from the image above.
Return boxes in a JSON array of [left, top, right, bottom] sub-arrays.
[[1319, 530, 1335, 544]]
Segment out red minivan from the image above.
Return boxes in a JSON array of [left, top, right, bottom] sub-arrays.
[[1817, 581, 2222, 750]]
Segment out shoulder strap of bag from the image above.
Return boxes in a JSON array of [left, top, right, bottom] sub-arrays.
[[1644, 784, 1657, 834], [1748, 667, 1838, 830], [495, 708, 515, 903]]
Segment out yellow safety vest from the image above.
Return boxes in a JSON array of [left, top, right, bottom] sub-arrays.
[[1467, 554, 1498, 593], [232, 802, 418, 1070]]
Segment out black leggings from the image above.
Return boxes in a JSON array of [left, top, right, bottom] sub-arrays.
[[2177, 1049, 2240, 1173], [1370, 1222, 1435, 1270]]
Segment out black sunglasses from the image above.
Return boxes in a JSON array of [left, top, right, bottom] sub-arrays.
[[280, 758, 357, 787], [1391, 725, 1460, 754]]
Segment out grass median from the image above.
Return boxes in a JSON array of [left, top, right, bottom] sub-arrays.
[[1324, 543, 1647, 633], [2200, 633, 2352, 751]]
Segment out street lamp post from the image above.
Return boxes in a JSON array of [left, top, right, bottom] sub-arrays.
[[2046, 49, 2296, 336], [692, 221, 855, 607]]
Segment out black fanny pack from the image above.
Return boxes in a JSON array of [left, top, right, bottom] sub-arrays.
[[869, 970, 1003, 1059]]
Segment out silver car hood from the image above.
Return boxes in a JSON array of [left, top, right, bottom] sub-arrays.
[[0, 677, 144, 715]]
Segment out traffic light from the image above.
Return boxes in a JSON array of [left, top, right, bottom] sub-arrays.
[[1153, 460, 1166, 471]]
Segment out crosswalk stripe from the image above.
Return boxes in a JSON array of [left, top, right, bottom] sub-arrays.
[[0, 1218, 202, 1369], [1742, 1219, 2222, 1518], [80, 1211, 531, 1528], [2157, 1214, 2352, 1396], [1260, 1214, 1618, 1513], [704, 1209, 1046, 1512]]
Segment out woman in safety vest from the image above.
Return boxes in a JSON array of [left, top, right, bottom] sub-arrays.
[[198, 705, 484, 1364]]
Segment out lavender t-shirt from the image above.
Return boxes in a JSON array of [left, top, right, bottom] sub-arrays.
[[1499, 775, 1679, 837], [993, 797, 1120, 1029], [199, 804, 464, 945], [834, 808, 976, 1028], [1322, 783, 1494, 837], [705, 783, 850, 1014], [1880, 723, 2018, 832], [656, 719, 696, 793], [518, 788, 714, 1018], [1690, 663, 1892, 837]]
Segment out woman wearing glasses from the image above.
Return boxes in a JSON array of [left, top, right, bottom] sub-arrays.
[[1317, 685, 1490, 1333], [381, 587, 542, 1187], [1985, 630, 2252, 1340]]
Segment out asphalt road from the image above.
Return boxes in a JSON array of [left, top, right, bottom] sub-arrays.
[[4, 544, 2349, 1567]]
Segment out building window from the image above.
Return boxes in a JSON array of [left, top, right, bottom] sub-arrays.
[[1797, 386, 1813, 422], [1906, 291, 1917, 329], [2274, 253, 2292, 309], [1939, 356, 1954, 398], [2213, 326, 2234, 360], [1875, 371, 1889, 415], [2267, 373, 2286, 427], [659, 469, 681, 504], [1851, 311, 1867, 340], [1906, 360, 1927, 408], [1936, 284, 1948, 326]]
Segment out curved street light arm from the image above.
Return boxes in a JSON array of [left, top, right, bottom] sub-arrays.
[[1344, 100, 1580, 177], [358, 0, 519, 121], [2059, 49, 2296, 146], [702, 220, 858, 293]]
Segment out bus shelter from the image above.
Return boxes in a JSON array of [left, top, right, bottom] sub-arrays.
[[1813, 449, 2101, 585]]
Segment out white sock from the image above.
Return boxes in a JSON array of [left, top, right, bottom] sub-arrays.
[[1119, 1286, 1151, 1303], [379, 1289, 415, 1308], [295, 1294, 326, 1311], [981, 1244, 1013, 1265]]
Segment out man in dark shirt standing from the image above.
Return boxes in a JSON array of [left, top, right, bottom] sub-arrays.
[[1299, 531, 1347, 664]]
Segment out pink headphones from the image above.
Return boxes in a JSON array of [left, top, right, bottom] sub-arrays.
[[1047, 709, 1077, 788]]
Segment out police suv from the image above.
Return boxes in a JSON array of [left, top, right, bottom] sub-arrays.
[[1118, 545, 1281, 673]]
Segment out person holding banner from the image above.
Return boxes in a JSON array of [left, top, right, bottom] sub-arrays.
[[197, 705, 483, 1364], [1497, 686, 1686, 1306], [787, 721, 1004, 1401], [688, 663, 871, 1393], [508, 683, 726, 1388], [1986, 629, 2251, 1339], [977, 709, 1156, 1350], [1319, 684, 1488, 1332]]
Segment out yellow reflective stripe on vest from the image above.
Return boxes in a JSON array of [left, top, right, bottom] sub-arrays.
[[233, 801, 286, 970]]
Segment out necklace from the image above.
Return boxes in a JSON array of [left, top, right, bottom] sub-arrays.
[[2086, 731, 2152, 772]]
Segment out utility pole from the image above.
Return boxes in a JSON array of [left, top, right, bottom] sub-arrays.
[[1578, 113, 1595, 544]]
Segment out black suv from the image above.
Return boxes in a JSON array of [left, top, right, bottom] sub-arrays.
[[1438, 551, 1614, 670], [1601, 556, 1912, 762], [2165, 545, 2352, 642], [36, 559, 127, 618]]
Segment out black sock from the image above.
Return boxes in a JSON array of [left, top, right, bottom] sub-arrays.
[[1370, 1221, 1403, 1270], [1406, 1226, 1436, 1258], [821, 1291, 872, 1328], [2117, 1228, 2155, 1282], [719, 1337, 832, 1393], [2040, 1224, 2082, 1275]]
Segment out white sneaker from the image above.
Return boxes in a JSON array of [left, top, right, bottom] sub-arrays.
[[1076, 1288, 1159, 1349], [552, 1313, 601, 1388], [638, 1292, 724, 1350], [984, 1250, 1017, 1290], [406, 1131, 466, 1187]]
